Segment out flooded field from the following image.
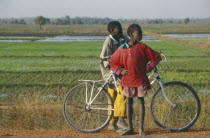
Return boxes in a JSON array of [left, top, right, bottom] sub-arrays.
[[0, 35, 160, 42], [37, 35, 161, 42], [163, 34, 210, 38], [1, 34, 210, 42]]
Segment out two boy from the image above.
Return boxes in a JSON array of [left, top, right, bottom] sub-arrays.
[[110, 24, 161, 135], [101, 22, 161, 135]]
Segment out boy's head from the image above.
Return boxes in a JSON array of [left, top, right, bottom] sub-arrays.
[[107, 21, 123, 38], [127, 24, 143, 41]]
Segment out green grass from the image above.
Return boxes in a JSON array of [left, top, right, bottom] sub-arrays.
[[180, 37, 210, 44], [0, 40, 209, 130], [0, 40, 208, 57], [0, 42, 102, 57], [0, 41, 209, 93]]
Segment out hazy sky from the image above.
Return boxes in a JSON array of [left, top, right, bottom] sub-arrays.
[[0, 0, 210, 19]]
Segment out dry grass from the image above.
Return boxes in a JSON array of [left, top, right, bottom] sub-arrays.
[[0, 97, 67, 130], [1, 92, 209, 131]]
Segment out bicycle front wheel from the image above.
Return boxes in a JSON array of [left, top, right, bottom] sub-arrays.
[[64, 83, 114, 133], [151, 81, 201, 132]]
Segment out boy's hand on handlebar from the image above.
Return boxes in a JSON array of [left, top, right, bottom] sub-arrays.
[[146, 61, 159, 73], [146, 66, 153, 73], [120, 68, 129, 75]]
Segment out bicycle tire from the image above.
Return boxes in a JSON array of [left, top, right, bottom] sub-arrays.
[[64, 83, 114, 133], [150, 81, 201, 132]]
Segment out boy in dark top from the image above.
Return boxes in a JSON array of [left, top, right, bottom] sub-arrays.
[[100, 21, 129, 130], [110, 24, 161, 135]]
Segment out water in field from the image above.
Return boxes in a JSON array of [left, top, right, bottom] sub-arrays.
[[163, 34, 210, 38], [37, 36, 105, 42], [0, 40, 30, 42], [37, 35, 161, 42], [1, 34, 210, 42], [0, 35, 161, 42]]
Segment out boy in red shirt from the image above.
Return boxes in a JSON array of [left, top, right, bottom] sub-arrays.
[[110, 24, 161, 135]]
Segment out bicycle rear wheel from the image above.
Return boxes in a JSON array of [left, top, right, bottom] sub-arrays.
[[64, 83, 114, 133], [151, 81, 201, 132]]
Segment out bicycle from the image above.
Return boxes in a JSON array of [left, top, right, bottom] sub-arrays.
[[64, 53, 201, 133]]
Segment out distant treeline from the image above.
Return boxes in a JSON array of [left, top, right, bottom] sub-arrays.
[[0, 16, 210, 25]]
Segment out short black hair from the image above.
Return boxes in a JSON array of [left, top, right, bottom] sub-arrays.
[[107, 21, 122, 33], [127, 24, 142, 36]]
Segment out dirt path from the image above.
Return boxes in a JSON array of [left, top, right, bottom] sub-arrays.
[[1, 129, 210, 137]]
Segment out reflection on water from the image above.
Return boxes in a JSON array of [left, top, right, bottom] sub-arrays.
[[0, 35, 161, 42], [2, 34, 210, 42], [37, 35, 161, 42], [0, 40, 31, 42], [163, 34, 210, 38], [0, 34, 210, 42], [37, 36, 106, 42], [0, 36, 40, 42]]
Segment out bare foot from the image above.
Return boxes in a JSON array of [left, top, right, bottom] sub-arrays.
[[116, 120, 128, 129]]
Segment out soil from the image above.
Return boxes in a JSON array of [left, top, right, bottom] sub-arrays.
[[1, 129, 210, 137]]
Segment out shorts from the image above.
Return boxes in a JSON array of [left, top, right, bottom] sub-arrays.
[[122, 86, 147, 98]]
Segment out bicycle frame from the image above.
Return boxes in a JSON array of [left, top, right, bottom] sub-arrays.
[[79, 52, 176, 109], [78, 71, 117, 111]]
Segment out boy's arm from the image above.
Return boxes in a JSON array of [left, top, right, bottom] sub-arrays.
[[110, 50, 128, 75], [144, 45, 162, 72], [146, 61, 159, 73], [100, 38, 111, 69], [100, 39, 111, 59], [113, 67, 128, 75]]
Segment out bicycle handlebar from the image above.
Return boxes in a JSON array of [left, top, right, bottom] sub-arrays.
[[157, 51, 167, 72], [159, 51, 167, 63]]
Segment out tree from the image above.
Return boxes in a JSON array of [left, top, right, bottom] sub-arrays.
[[184, 18, 190, 24], [9, 18, 19, 24], [74, 17, 83, 24], [54, 18, 63, 25], [34, 16, 46, 29], [64, 16, 70, 24], [18, 19, 26, 24], [45, 18, 51, 24]]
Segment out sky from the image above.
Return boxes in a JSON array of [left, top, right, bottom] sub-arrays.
[[0, 0, 210, 19]]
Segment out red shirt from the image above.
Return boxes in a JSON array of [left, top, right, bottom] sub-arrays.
[[110, 42, 161, 88]]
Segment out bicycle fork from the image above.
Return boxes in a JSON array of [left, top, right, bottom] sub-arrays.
[[150, 73, 176, 108], [157, 78, 177, 108]]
